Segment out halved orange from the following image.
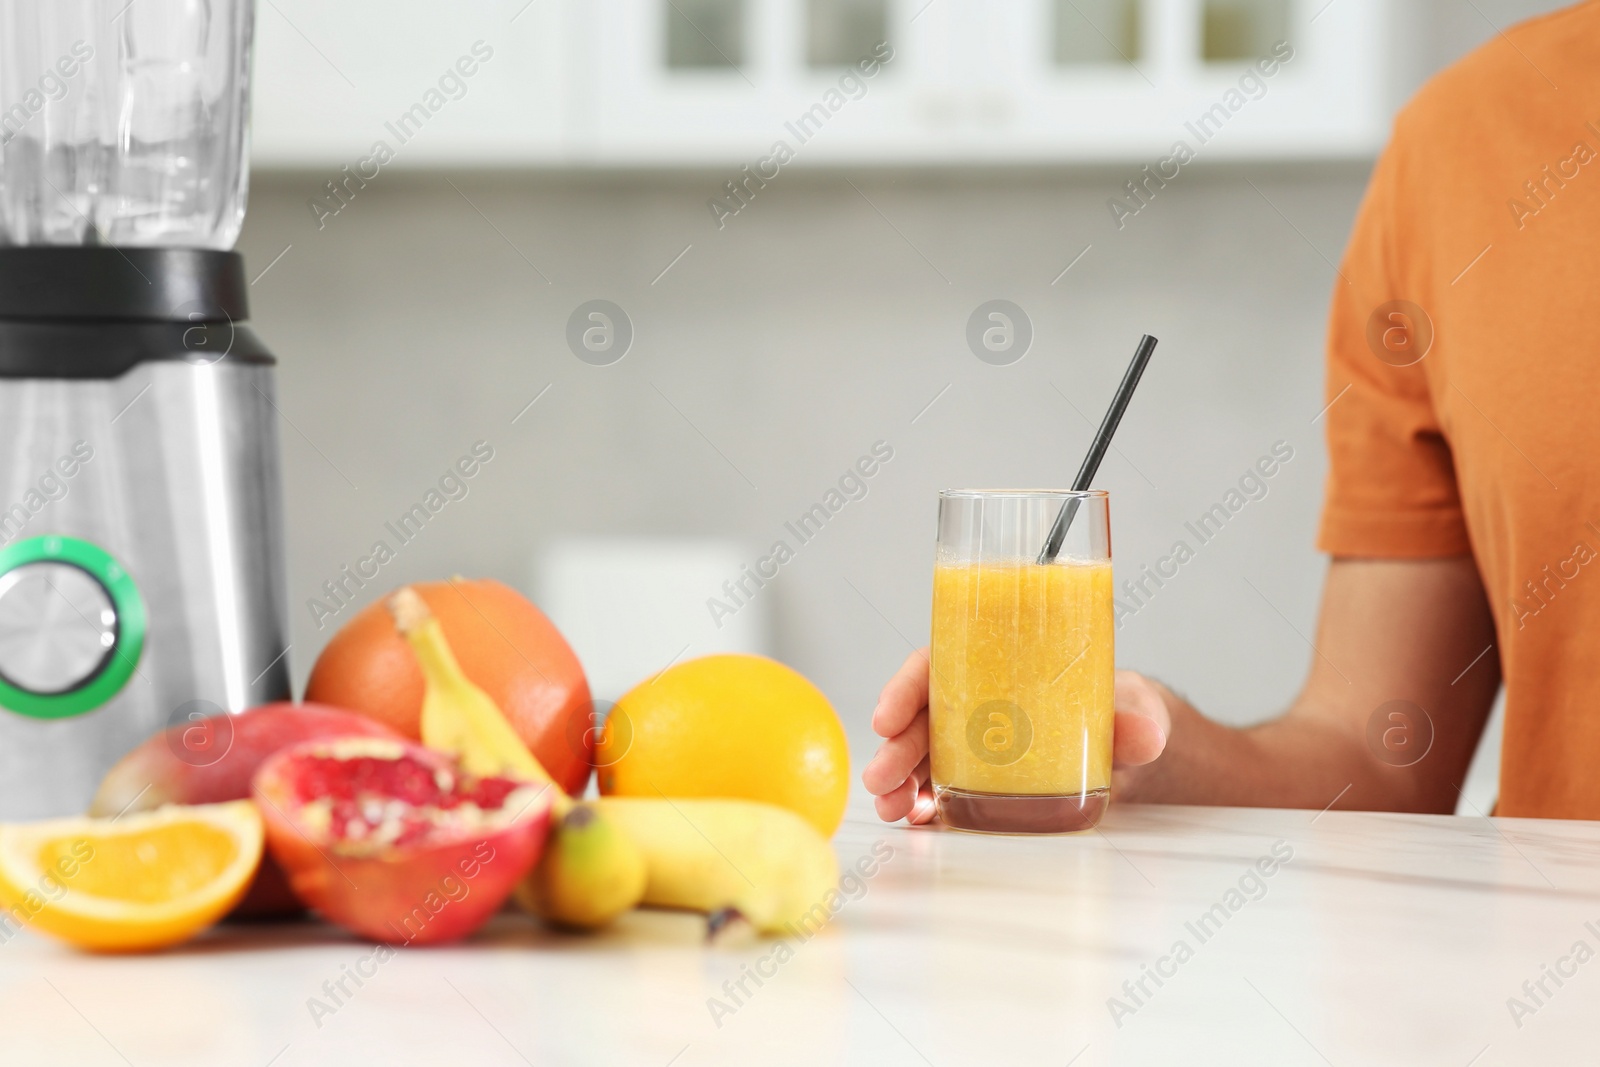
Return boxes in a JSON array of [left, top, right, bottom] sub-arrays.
[[0, 801, 264, 952]]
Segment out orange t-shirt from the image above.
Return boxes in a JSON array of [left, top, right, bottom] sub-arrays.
[[1318, 3, 1600, 819]]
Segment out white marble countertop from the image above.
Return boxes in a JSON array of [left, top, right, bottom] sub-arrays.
[[3, 799, 1596, 1066]]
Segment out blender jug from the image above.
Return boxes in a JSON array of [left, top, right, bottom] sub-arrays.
[[0, 0, 291, 820], [0, 0, 252, 247]]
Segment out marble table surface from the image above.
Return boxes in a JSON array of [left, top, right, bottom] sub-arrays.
[[2, 798, 1596, 1066]]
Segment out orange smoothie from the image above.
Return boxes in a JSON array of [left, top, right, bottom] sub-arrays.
[[929, 559, 1114, 801]]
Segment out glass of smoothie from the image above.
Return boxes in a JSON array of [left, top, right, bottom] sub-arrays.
[[929, 489, 1114, 834]]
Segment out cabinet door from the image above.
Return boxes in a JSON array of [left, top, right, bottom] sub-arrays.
[[1004, 0, 1393, 161]]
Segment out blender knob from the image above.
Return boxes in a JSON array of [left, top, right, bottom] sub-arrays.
[[0, 561, 119, 696]]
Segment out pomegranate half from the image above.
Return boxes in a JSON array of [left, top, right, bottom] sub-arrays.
[[253, 736, 552, 945]]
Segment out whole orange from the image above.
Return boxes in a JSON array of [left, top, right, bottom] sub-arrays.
[[305, 579, 593, 796], [596, 654, 849, 837]]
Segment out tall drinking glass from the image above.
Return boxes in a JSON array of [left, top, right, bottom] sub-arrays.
[[930, 490, 1114, 834]]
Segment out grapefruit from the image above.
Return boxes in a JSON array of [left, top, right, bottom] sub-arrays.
[[306, 580, 593, 797]]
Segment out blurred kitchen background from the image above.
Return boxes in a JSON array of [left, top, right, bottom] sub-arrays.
[[241, 0, 1564, 812]]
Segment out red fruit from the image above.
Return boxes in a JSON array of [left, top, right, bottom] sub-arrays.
[[305, 579, 593, 797], [89, 702, 402, 917], [253, 736, 551, 945]]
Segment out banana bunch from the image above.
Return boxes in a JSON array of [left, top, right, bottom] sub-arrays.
[[391, 590, 839, 935], [592, 796, 838, 935]]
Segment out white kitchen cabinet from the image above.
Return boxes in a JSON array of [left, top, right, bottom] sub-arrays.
[[249, 0, 1397, 168]]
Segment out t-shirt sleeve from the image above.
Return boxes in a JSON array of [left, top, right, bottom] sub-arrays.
[[1316, 118, 1472, 559]]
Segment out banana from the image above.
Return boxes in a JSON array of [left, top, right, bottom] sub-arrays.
[[595, 796, 840, 937], [514, 802, 647, 929], [390, 587, 648, 929], [389, 588, 564, 809]]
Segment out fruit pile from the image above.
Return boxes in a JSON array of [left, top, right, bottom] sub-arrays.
[[0, 579, 850, 952]]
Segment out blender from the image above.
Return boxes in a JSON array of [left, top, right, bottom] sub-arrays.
[[0, 0, 290, 818]]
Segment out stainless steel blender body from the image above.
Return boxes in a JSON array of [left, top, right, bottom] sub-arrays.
[[0, 249, 290, 819]]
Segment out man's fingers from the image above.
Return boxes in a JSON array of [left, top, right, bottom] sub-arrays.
[[874, 776, 918, 823], [873, 754, 938, 825], [1112, 670, 1171, 769], [861, 708, 929, 796], [1112, 709, 1167, 768], [872, 647, 931, 738]]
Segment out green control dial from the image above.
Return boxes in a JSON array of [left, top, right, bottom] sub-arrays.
[[0, 536, 145, 720]]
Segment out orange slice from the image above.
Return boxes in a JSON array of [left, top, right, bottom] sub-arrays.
[[0, 801, 263, 952]]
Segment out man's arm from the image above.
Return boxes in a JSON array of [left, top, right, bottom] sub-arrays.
[[863, 557, 1501, 820]]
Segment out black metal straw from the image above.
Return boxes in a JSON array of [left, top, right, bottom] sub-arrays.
[[1037, 334, 1159, 564]]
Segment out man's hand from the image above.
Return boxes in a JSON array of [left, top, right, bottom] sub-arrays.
[[860, 648, 1172, 824], [862, 559, 1503, 821]]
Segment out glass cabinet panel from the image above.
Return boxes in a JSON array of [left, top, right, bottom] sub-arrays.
[[1054, 0, 1141, 65], [665, 0, 746, 68], [1201, 0, 1289, 61]]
